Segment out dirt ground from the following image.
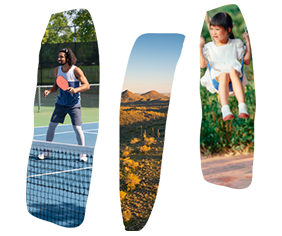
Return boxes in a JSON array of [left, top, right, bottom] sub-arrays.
[[201, 154, 253, 189]]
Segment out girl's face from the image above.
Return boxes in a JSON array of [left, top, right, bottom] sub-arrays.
[[210, 25, 230, 44]]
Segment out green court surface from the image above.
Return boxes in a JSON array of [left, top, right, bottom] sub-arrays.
[[34, 106, 99, 127], [33, 105, 119, 127]]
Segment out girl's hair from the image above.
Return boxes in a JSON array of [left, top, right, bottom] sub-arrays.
[[59, 48, 77, 66], [210, 12, 235, 39]]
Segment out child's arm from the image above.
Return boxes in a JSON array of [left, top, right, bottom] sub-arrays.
[[200, 37, 207, 68], [243, 32, 251, 65]]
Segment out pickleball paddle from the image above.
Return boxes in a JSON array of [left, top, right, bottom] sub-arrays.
[[56, 75, 70, 91]]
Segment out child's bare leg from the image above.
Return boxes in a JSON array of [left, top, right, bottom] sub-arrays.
[[229, 69, 245, 103], [229, 69, 249, 118], [217, 72, 229, 106], [217, 73, 234, 121]]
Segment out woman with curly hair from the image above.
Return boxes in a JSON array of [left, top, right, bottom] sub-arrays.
[[39, 48, 90, 161]]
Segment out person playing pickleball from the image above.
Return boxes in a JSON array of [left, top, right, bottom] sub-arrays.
[[38, 48, 90, 161]]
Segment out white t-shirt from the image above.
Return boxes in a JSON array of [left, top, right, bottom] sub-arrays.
[[201, 38, 248, 95]]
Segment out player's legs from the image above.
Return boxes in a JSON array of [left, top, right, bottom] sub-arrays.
[[73, 125, 85, 146], [68, 106, 84, 145], [46, 122, 59, 141], [38, 104, 67, 160], [48, 104, 68, 141], [73, 124, 87, 161], [68, 106, 87, 161], [38, 121, 58, 159], [50, 103, 68, 125]]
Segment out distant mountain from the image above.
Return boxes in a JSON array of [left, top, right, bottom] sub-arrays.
[[141, 90, 169, 100], [121, 90, 145, 103], [161, 93, 171, 98], [121, 90, 169, 103]]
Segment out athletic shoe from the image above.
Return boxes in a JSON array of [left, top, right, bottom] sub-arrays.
[[80, 154, 88, 162], [38, 150, 50, 160]]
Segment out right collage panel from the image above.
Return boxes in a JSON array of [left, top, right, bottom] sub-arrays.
[[199, 4, 255, 189]]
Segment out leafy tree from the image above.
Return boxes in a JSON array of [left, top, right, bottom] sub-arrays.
[[42, 9, 96, 44], [42, 13, 72, 44], [66, 9, 97, 42]]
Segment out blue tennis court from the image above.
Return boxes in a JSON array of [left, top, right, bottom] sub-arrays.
[[33, 122, 98, 147], [27, 122, 98, 227]]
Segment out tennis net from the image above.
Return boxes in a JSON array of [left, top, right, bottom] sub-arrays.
[[26, 140, 94, 227]]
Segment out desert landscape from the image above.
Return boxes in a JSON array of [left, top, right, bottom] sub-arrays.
[[119, 90, 253, 230], [120, 89, 170, 231]]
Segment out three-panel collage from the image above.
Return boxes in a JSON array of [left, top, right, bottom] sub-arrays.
[[1, 1, 274, 235]]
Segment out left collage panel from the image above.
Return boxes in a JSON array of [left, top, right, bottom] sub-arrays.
[[26, 9, 99, 227]]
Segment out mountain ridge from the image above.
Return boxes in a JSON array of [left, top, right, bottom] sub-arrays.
[[121, 90, 169, 103]]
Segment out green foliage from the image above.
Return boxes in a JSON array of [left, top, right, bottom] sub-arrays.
[[200, 80, 255, 157], [42, 13, 72, 44], [42, 9, 96, 44], [66, 9, 97, 42], [200, 5, 255, 157]]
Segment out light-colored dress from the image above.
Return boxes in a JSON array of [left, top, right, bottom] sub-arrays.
[[201, 38, 248, 96]]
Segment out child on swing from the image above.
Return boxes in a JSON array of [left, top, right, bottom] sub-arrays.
[[200, 12, 251, 121]]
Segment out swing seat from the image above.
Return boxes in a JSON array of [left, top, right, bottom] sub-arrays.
[[206, 54, 245, 93]]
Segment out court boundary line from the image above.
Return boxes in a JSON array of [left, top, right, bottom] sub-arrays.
[[34, 122, 99, 129], [33, 128, 98, 137], [31, 140, 95, 149], [33, 122, 100, 129], [27, 166, 92, 178], [84, 131, 97, 134], [33, 129, 119, 137]]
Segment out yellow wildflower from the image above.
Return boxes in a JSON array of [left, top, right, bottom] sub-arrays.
[[122, 210, 132, 222], [122, 151, 130, 157], [130, 138, 140, 144], [139, 145, 151, 154], [125, 173, 141, 191], [144, 137, 156, 145], [120, 191, 127, 201]]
